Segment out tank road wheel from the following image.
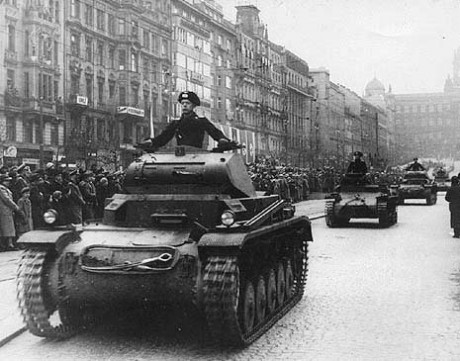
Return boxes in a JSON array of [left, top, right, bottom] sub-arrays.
[[240, 280, 256, 334], [255, 276, 267, 325], [266, 268, 277, 315], [16, 249, 81, 339], [325, 201, 338, 228], [276, 262, 286, 307], [285, 261, 294, 299]]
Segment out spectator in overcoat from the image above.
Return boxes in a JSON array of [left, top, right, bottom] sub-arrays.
[[16, 187, 33, 236], [63, 170, 85, 224], [445, 176, 460, 238], [0, 174, 20, 250]]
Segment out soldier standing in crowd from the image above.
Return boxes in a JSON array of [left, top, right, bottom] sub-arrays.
[[16, 187, 33, 237], [79, 171, 97, 221], [0, 174, 20, 250], [347, 151, 368, 174], [445, 176, 460, 238]]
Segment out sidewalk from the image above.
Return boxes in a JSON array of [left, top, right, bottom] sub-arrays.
[[0, 194, 326, 346]]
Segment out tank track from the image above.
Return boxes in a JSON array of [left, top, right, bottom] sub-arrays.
[[16, 248, 90, 339], [203, 237, 308, 346]]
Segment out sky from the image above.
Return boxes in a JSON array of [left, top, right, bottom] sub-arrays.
[[220, 0, 460, 95]]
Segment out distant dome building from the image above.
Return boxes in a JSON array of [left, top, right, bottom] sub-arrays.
[[365, 77, 385, 98]]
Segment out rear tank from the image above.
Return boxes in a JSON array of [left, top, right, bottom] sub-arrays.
[[16, 145, 313, 346], [325, 173, 399, 228]]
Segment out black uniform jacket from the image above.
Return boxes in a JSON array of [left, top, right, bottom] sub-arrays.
[[150, 112, 228, 149], [347, 159, 368, 174], [445, 185, 460, 228]]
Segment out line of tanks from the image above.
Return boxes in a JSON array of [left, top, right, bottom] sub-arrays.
[[325, 169, 439, 229]]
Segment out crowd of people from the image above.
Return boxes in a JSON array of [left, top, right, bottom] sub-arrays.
[[0, 162, 124, 251]]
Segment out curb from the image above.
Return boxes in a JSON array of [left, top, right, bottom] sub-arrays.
[[309, 213, 325, 220], [0, 326, 26, 348]]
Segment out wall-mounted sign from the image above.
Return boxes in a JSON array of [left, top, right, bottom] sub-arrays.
[[116, 106, 145, 118]]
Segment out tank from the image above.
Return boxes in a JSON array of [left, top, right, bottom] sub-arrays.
[[433, 168, 450, 191], [325, 173, 399, 228], [16, 145, 313, 346], [398, 170, 437, 205]]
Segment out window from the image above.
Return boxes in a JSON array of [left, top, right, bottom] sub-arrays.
[[132, 85, 139, 106], [70, 0, 80, 19], [123, 122, 132, 143], [118, 18, 126, 36], [143, 29, 150, 50], [119, 86, 126, 104], [97, 41, 104, 65], [109, 80, 115, 98], [108, 46, 115, 68], [218, 35, 222, 46], [217, 75, 222, 86], [98, 79, 104, 103], [225, 76, 232, 89], [161, 39, 168, 57], [51, 123, 58, 145], [217, 55, 222, 67], [84, 4, 93, 26], [131, 21, 138, 40], [97, 118, 105, 141], [54, 80, 58, 100], [70, 33, 80, 57], [71, 75, 79, 95], [119, 49, 126, 70], [23, 119, 33, 143], [8, 25, 15, 52], [55, 1, 60, 22], [6, 117, 15, 141], [24, 72, 30, 98], [85, 36, 92, 62], [25, 31, 30, 56], [86, 75, 93, 101], [108, 14, 115, 35], [39, 73, 52, 101], [7, 69, 14, 89], [226, 39, 231, 51], [96, 9, 105, 31], [131, 51, 138, 72], [54, 40, 58, 64], [217, 97, 222, 109]]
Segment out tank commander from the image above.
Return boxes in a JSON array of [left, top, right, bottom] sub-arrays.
[[346, 151, 368, 174], [405, 157, 425, 171], [139, 91, 230, 150]]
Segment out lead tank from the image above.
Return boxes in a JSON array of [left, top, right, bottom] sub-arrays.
[[16, 145, 313, 346], [325, 173, 399, 228]]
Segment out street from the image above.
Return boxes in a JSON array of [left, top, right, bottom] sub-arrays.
[[1, 195, 460, 360]]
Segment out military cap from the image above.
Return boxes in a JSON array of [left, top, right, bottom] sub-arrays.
[[46, 162, 55, 170], [353, 151, 363, 157], [20, 187, 30, 194], [177, 91, 200, 106]]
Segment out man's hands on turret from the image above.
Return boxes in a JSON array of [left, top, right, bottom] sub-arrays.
[[135, 138, 157, 152]]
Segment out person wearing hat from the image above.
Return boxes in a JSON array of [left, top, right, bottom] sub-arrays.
[[446, 176, 460, 238], [0, 174, 20, 251], [16, 187, 33, 237], [79, 171, 97, 221], [405, 157, 425, 172], [139, 91, 230, 150], [347, 151, 368, 174]]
